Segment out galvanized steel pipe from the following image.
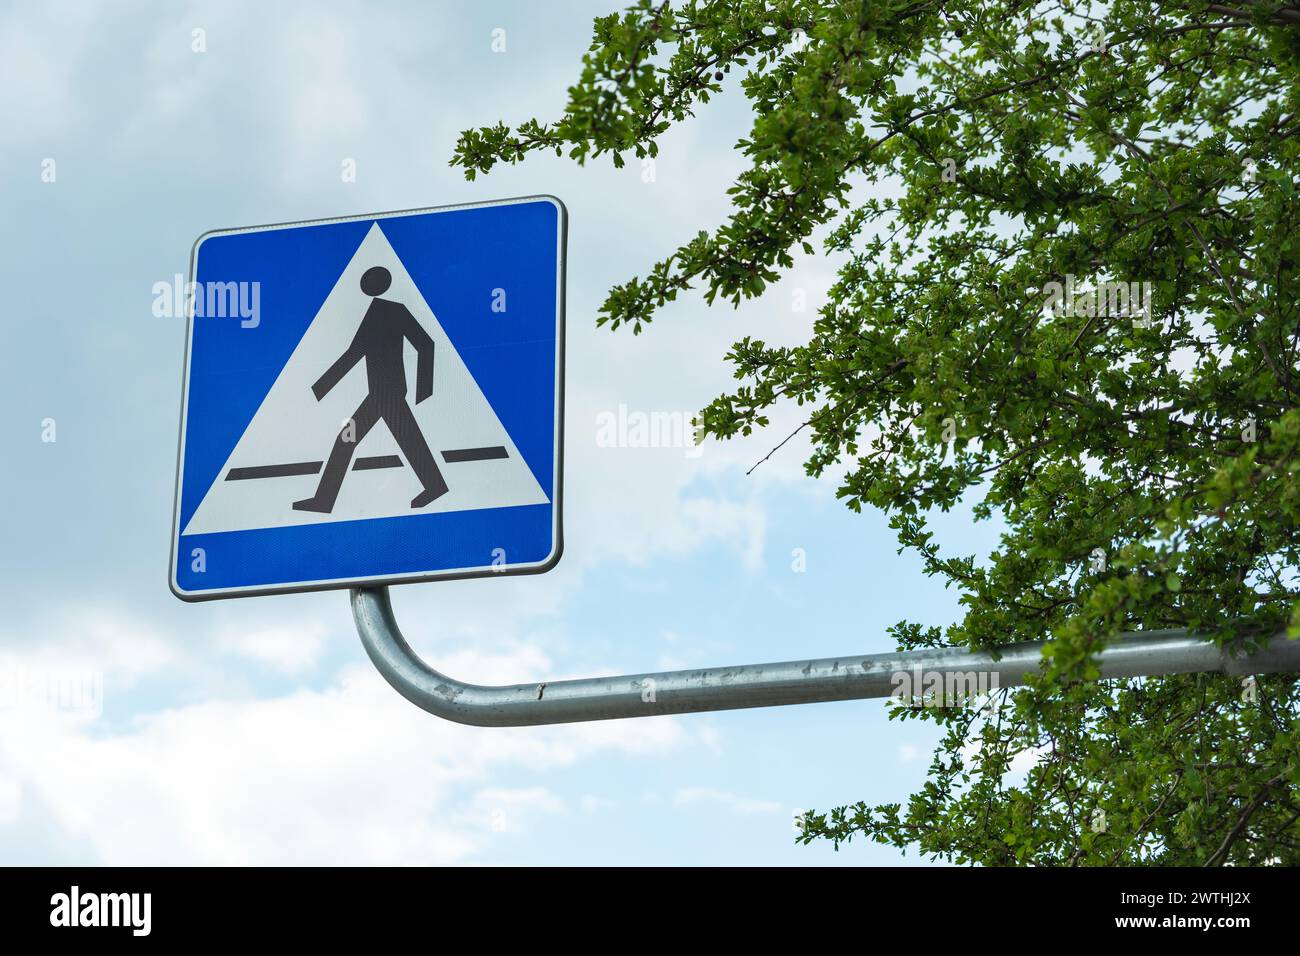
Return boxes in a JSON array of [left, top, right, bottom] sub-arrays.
[[353, 586, 1300, 727]]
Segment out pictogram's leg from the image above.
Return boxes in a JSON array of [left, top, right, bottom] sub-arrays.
[[293, 398, 380, 513], [380, 398, 449, 508]]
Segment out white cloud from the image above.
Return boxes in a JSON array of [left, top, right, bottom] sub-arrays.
[[0, 605, 181, 691], [0, 655, 695, 864], [460, 786, 566, 834], [672, 787, 782, 816], [578, 793, 616, 814], [0, 776, 20, 824], [215, 620, 329, 675]]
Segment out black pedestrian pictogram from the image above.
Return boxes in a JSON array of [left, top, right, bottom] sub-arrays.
[[292, 266, 449, 513]]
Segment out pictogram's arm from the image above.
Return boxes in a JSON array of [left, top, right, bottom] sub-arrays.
[[400, 305, 435, 404], [312, 334, 364, 400]]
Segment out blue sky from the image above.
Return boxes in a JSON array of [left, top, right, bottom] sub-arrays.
[[0, 0, 1000, 865]]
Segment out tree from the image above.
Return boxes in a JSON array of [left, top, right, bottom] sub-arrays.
[[454, 0, 1300, 865]]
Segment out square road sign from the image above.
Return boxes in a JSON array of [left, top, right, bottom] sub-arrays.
[[170, 196, 566, 600]]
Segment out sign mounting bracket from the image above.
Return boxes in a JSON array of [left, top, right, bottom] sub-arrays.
[[352, 586, 1300, 727]]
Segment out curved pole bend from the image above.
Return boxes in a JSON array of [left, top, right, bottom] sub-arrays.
[[352, 586, 1300, 727]]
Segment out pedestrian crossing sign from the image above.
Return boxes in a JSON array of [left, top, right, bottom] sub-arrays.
[[169, 197, 566, 600]]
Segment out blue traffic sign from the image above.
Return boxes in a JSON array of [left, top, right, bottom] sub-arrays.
[[170, 197, 566, 600]]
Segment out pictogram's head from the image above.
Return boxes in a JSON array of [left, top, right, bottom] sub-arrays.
[[360, 266, 392, 297]]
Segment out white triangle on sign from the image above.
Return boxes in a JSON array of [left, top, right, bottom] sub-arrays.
[[182, 221, 549, 536]]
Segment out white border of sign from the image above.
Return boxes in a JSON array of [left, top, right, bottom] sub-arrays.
[[169, 195, 567, 601]]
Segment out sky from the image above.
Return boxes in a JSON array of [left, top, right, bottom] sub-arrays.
[[0, 0, 1000, 865]]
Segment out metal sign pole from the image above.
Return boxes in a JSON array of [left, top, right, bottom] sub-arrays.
[[352, 587, 1300, 727]]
